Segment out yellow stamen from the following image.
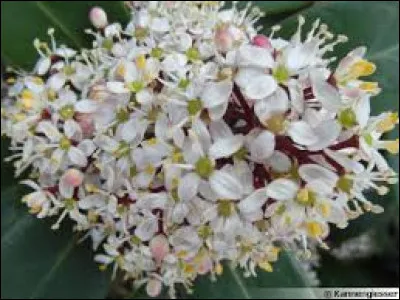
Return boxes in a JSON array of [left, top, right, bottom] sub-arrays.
[[21, 89, 34, 110], [177, 250, 188, 258], [296, 188, 316, 206], [258, 261, 273, 272], [32, 76, 44, 85], [384, 139, 399, 154], [116, 64, 126, 78], [306, 221, 324, 238], [146, 138, 158, 146], [144, 164, 155, 175], [350, 59, 376, 78], [98, 264, 107, 271], [215, 263, 223, 275], [136, 54, 147, 70], [377, 112, 399, 133], [359, 81, 379, 93]]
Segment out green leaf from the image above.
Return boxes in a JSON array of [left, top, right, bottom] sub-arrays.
[[278, 1, 399, 244], [1, 1, 129, 68]]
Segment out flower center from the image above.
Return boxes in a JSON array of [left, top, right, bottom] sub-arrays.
[[195, 157, 214, 178], [59, 105, 75, 120], [217, 200, 235, 217], [338, 108, 357, 129], [187, 99, 203, 116], [337, 176, 353, 194], [60, 137, 71, 150], [296, 188, 316, 206], [272, 65, 290, 84]]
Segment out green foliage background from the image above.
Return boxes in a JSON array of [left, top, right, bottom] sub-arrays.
[[1, 1, 398, 299]]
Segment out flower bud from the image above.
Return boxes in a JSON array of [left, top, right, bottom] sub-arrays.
[[89, 7, 108, 29], [252, 35, 272, 49]]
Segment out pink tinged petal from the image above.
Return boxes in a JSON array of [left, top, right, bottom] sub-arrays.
[[135, 218, 158, 241], [75, 100, 98, 113], [324, 149, 364, 174], [197, 256, 213, 275], [249, 130, 275, 162], [299, 164, 339, 188], [209, 135, 244, 159], [178, 173, 200, 201], [235, 68, 277, 100], [149, 235, 170, 265], [35, 57, 51, 75], [308, 120, 341, 151], [354, 95, 370, 128], [287, 121, 319, 146], [48, 73, 67, 91], [146, 279, 162, 298], [106, 81, 128, 94], [201, 80, 233, 108], [237, 45, 274, 68], [266, 179, 299, 201], [210, 170, 243, 199], [59, 169, 83, 198], [36, 121, 61, 142], [252, 35, 272, 49], [68, 147, 88, 166], [238, 188, 268, 215], [312, 76, 342, 112], [89, 7, 108, 29]]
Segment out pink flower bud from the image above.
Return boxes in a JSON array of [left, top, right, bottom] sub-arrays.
[[89, 7, 108, 29], [252, 35, 272, 49], [149, 235, 169, 265], [146, 278, 162, 297], [63, 169, 84, 187], [75, 113, 95, 137]]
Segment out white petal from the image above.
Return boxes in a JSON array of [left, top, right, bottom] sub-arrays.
[[254, 87, 289, 121], [237, 45, 274, 68], [209, 170, 243, 199], [136, 89, 153, 105], [36, 121, 61, 142], [106, 81, 128, 93], [267, 151, 292, 173], [238, 188, 268, 214], [121, 119, 138, 142], [266, 179, 299, 201], [171, 203, 189, 224], [192, 118, 211, 152], [249, 130, 275, 162], [55, 48, 76, 58], [209, 120, 233, 140], [178, 173, 200, 201], [135, 218, 158, 241], [68, 147, 87, 166], [209, 135, 244, 159], [235, 68, 277, 100], [94, 254, 114, 265], [201, 80, 232, 108], [355, 95, 370, 128], [137, 193, 168, 210], [79, 195, 105, 209], [299, 164, 339, 188], [64, 119, 81, 139], [48, 73, 67, 91], [35, 57, 51, 75], [312, 75, 342, 112], [288, 121, 318, 146], [208, 101, 229, 121], [324, 148, 364, 174], [75, 100, 98, 113], [77, 140, 97, 156], [308, 120, 341, 151], [151, 17, 170, 32]]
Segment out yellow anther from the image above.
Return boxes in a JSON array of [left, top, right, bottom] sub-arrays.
[[215, 263, 223, 275], [29, 203, 42, 214], [377, 112, 399, 133], [6, 77, 16, 84], [98, 264, 107, 271], [21, 89, 34, 110], [32, 76, 44, 85], [116, 64, 126, 78], [136, 54, 147, 70], [384, 139, 399, 155], [85, 184, 99, 193], [306, 221, 324, 238], [258, 261, 273, 272], [319, 202, 331, 218], [144, 164, 155, 175], [359, 81, 379, 93], [183, 263, 195, 274], [350, 59, 376, 78], [296, 188, 316, 206], [177, 250, 188, 258]]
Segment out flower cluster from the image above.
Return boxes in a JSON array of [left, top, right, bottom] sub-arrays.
[[1, 1, 398, 297]]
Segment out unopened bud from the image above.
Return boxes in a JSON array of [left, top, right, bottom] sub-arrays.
[[89, 7, 108, 29]]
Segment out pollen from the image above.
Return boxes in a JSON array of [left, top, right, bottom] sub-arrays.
[[350, 59, 376, 78], [136, 54, 147, 70], [258, 261, 273, 272], [296, 188, 316, 206], [306, 221, 324, 238], [116, 64, 126, 78], [359, 81, 379, 93], [384, 139, 399, 155], [377, 112, 399, 133]]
